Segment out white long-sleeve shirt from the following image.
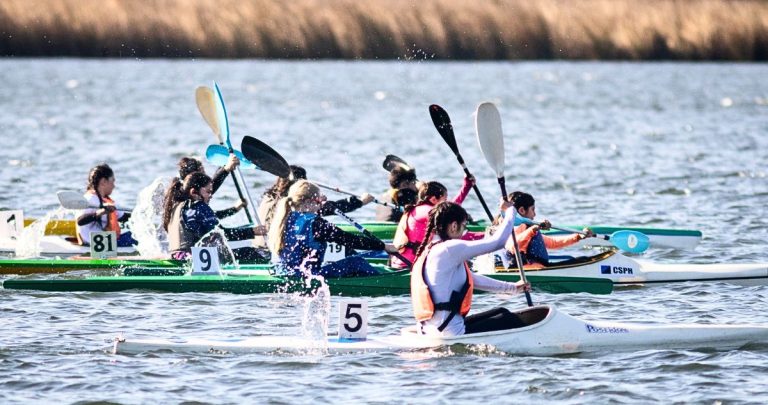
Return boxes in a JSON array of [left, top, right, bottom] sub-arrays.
[[419, 207, 520, 336]]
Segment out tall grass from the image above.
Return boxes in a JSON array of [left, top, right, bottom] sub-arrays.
[[1, 0, 766, 60]]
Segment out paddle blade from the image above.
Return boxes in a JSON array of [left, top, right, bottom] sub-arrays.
[[382, 154, 413, 172], [213, 82, 231, 150], [56, 190, 89, 210], [609, 230, 650, 253], [205, 144, 257, 170], [195, 86, 222, 142], [475, 102, 505, 178], [429, 104, 460, 155], [241, 136, 291, 178]]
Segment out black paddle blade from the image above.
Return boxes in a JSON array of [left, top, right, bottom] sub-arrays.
[[241, 136, 291, 178], [429, 104, 460, 155], [382, 154, 412, 172]]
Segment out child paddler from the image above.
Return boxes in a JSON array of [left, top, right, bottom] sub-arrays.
[[267, 180, 399, 278], [504, 191, 594, 269], [161, 155, 242, 230], [411, 201, 530, 336], [164, 172, 266, 262], [390, 177, 484, 269], [76, 163, 137, 247], [375, 166, 419, 222]]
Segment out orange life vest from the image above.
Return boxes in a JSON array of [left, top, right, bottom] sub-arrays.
[[76, 194, 121, 245], [411, 242, 474, 323]]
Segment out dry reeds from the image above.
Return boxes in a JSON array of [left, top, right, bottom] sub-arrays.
[[1, 0, 766, 60]]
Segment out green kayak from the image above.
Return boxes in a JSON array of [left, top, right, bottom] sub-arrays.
[[0, 257, 184, 275], [2, 264, 613, 295]]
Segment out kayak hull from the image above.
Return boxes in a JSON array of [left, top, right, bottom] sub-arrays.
[[6, 220, 702, 256], [479, 250, 768, 286], [113, 305, 768, 356], [2, 269, 613, 295]]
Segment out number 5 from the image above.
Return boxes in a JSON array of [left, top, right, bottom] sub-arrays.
[[339, 300, 368, 340]]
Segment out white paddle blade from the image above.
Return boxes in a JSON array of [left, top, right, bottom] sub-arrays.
[[475, 102, 505, 178], [195, 86, 222, 141], [56, 190, 90, 210], [212, 82, 231, 148]]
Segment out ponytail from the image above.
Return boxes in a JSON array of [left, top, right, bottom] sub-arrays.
[[267, 197, 292, 253], [404, 181, 447, 214], [161, 177, 185, 231]]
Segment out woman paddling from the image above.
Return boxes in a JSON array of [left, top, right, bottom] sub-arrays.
[[259, 165, 374, 230], [76, 163, 137, 247], [161, 155, 243, 230], [164, 172, 266, 262], [374, 165, 419, 222], [268, 180, 398, 278], [411, 201, 530, 336], [504, 191, 594, 269], [391, 177, 484, 269]]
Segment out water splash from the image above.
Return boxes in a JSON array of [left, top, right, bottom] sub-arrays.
[[127, 177, 168, 257], [14, 207, 75, 258]]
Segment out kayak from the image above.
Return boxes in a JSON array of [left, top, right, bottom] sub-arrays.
[[0, 257, 183, 275], [0, 234, 253, 257], [6, 219, 702, 256], [476, 250, 768, 286], [112, 304, 768, 356], [2, 265, 614, 295]]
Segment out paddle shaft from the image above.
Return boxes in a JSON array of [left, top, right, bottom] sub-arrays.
[[313, 181, 402, 212], [453, 153, 494, 221], [501, 194, 532, 307], [332, 208, 413, 268]]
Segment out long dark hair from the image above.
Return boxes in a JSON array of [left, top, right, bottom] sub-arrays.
[[86, 163, 114, 206], [404, 181, 447, 214], [162, 172, 212, 231], [414, 202, 469, 258]]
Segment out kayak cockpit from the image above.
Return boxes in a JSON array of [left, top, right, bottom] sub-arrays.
[[400, 305, 553, 337]]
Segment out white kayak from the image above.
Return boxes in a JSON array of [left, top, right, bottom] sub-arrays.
[[476, 250, 768, 287], [113, 305, 768, 356]]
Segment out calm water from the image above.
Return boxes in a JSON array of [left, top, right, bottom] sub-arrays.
[[0, 59, 767, 403]]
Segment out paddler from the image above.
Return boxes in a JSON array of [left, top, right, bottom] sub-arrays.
[[164, 172, 267, 262], [76, 163, 137, 247], [390, 177, 484, 269], [411, 201, 531, 336], [504, 191, 595, 269], [161, 155, 243, 230], [267, 180, 399, 278], [258, 165, 374, 230], [374, 166, 419, 222]]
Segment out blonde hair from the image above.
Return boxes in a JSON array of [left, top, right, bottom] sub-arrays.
[[267, 180, 321, 253]]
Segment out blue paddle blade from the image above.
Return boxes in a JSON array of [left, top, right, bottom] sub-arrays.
[[609, 230, 650, 253], [213, 82, 232, 150], [205, 144, 257, 170]]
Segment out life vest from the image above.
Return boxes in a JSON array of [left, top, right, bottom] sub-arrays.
[[76, 194, 121, 245], [277, 212, 326, 274], [525, 231, 549, 265], [411, 242, 474, 331]]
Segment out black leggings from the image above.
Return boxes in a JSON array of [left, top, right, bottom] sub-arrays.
[[464, 307, 527, 334]]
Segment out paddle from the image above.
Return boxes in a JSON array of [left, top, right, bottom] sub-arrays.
[[240, 136, 411, 266], [195, 83, 257, 225], [473, 102, 532, 306], [515, 217, 650, 253], [429, 104, 494, 221], [382, 154, 413, 172], [205, 144, 257, 170], [57, 190, 131, 212]]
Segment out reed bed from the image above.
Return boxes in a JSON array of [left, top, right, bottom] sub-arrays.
[[1, 0, 766, 60]]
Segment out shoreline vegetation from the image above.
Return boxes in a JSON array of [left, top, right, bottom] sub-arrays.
[[1, 0, 766, 60]]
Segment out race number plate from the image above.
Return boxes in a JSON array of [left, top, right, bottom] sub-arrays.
[[338, 300, 368, 340], [323, 242, 345, 264], [0, 210, 23, 240], [90, 231, 117, 259], [191, 246, 221, 275]]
